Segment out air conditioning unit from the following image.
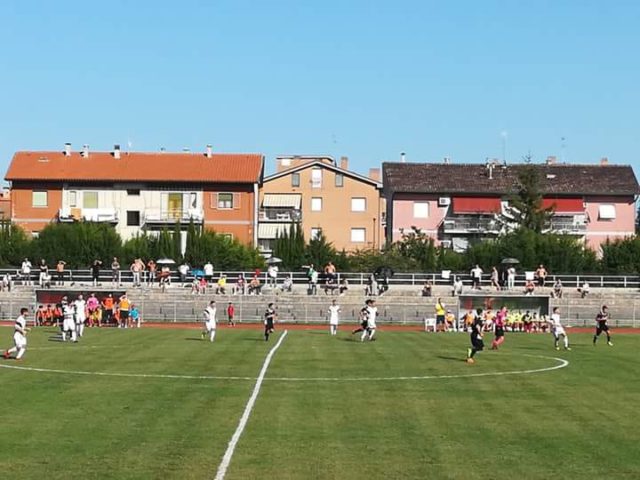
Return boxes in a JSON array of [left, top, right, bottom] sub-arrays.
[[440, 240, 452, 248], [438, 197, 451, 206]]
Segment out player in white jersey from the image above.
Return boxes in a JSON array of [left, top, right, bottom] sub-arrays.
[[328, 299, 341, 336], [74, 294, 87, 338], [3, 308, 30, 360], [62, 303, 77, 342], [548, 307, 570, 351], [201, 300, 217, 342], [361, 299, 378, 341]]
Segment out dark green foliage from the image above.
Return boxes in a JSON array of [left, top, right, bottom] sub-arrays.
[[600, 236, 640, 274], [121, 234, 154, 264], [184, 227, 264, 270], [273, 223, 306, 270], [0, 220, 29, 265], [172, 221, 183, 262], [304, 233, 337, 269], [389, 227, 437, 271]]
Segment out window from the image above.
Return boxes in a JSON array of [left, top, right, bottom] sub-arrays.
[[598, 204, 616, 220], [291, 173, 300, 187], [83, 191, 98, 209], [31, 231, 40, 238], [335, 173, 344, 187], [217, 193, 233, 209], [32, 191, 48, 207], [311, 197, 322, 212], [126, 189, 140, 196], [68, 191, 77, 207], [351, 198, 366, 212], [221, 233, 233, 241], [311, 228, 322, 240], [190, 192, 197, 209], [126, 211, 141, 226], [413, 202, 430, 218], [351, 228, 366, 243], [311, 168, 322, 188]]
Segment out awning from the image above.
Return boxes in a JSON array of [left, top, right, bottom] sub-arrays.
[[452, 197, 501, 214], [258, 223, 291, 239], [542, 198, 584, 213], [262, 194, 301, 209], [598, 204, 616, 220]]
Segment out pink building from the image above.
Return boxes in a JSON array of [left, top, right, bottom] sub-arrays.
[[382, 160, 639, 254]]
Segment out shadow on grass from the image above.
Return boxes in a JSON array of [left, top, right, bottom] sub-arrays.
[[436, 355, 466, 362]]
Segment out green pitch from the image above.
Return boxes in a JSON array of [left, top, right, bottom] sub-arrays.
[[0, 327, 639, 479]]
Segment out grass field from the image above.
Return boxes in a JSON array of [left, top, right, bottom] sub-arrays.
[[0, 325, 639, 479]]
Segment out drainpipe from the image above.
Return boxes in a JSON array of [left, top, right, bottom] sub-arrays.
[[253, 182, 259, 247]]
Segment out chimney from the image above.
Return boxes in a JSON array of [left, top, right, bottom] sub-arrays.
[[340, 156, 349, 170], [160, 147, 166, 153], [600, 157, 609, 166], [81, 144, 89, 158], [444, 156, 451, 164], [400, 152, 406, 163], [368, 168, 380, 181], [545, 155, 556, 165], [182, 147, 191, 153], [64, 143, 72, 157], [113, 144, 121, 159], [206, 144, 213, 158]]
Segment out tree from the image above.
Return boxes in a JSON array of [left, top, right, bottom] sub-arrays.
[[273, 223, 306, 270], [500, 162, 555, 233], [172, 221, 183, 261], [391, 227, 437, 271], [0, 221, 29, 266], [155, 228, 173, 259], [304, 233, 336, 268]]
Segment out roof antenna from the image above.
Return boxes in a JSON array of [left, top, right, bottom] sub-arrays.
[[400, 152, 406, 163], [501, 130, 508, 165]]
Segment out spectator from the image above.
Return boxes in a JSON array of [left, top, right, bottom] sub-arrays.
[[248, 275, 262, 295], [535, 264, 548, 288], [40, 271, 52, 289], [35, 305, 46, 327], [178, 262, 190, 287], [87, 293, 100, 327], [204, 261, 214, 284], [421, 280, 432, 297], [339, 277, 349, 296], [234, 273, 246, 295], [0, 272, 11, 292], [307, 266, 318, 295], [445, 310, 457, 332], [522, 311, 533, 333], [147, 259, 157, 286], [507, 266, 516, 290], [130, 304, 141, 328], [267, 264, 278, 289], [38, 259, 49, 287], [452, 276, 463, 297], [21, 258, 32, 285], [578, 281, 590, 298], [470, 264, 483, 290], [159, 265, 171, 291], [524, 279, 536, 295], [56, 260, 66, 286], [324, 262, 337, 282], [281, 274, 293, 293], [216, 274, 228, 294], [111, 257, 121, 286], [130, 259, 142, 287], [490, 266, 500, 290], [324, 275, 338, 295], [365, 273, 378, 296], [435, 298, 446, 332], [91, 259, 102, 287], [103, 294, 114, 325], [190, 277, 200, 295], [552, 279, 563, 298]]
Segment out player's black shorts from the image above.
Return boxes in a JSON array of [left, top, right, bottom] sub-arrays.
[[360, 320, 368, 329], [494, 327, 505, 338], [265, 320, 274, 331], [120, 310, 129, 320], [596, 321, 609, 335], [436, 315, 445, 325], [471, 336, 484, 351], [538, 277, 545, 287]]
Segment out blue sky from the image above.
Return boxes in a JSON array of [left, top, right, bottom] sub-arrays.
[[1, 0, 639, 180]]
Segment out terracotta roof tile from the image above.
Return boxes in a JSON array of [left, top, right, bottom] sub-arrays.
[[5, 151, 264, 184], [382, 162, 640, 196]]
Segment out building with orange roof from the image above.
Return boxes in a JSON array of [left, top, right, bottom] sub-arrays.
[[5, 143, 264, 246]]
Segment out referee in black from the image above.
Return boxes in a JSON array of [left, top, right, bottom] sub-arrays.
[[593, 306, 613, 346], [264, 303, 276, 341], [467, 308, 485, 364]]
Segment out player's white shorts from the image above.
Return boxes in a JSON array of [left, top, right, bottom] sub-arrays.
[[329, 320, 339, 326], [553, 327, 566, 336], [63, 319, 75, 331], [205, 322, 216, 332], [13, 332, 26, 349], [76, 315, 86, 324]]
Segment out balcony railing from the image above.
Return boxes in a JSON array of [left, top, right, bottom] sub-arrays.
[[143, 209, 204, 224], [548, 218, 587, 234], [59, 208, 118, 223], [442, 216, 500, 234], [259, 208, 301, 222]]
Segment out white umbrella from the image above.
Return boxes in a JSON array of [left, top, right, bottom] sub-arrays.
[[266, 257, 283, 264], [156, 258, 176, 265]]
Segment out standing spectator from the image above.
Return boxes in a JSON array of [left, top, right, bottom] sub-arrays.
[[147, 259, 157, 286], [306, 264, 318, 295], [227, 301, 236, 326], [267, 263, 279, 289], [366, 273, 377, 296], [435, 298, 446, 332], [86, 293, 100, 327], [103, 293, 114, 325], [111, 257, 121, 286], [535, 264, 548, 288], [118, 294, 131, 328], [130, 259, 142, 287], [56, 260, 66, 286], [1, 272, 11, 292], [507, 266, 516, 290], [178, 262, 190, 287], [38, 259, 49, 287], [452, 276, 463, 296], [490, 267, 500, 291], [159, 265, 171, 291], [204, 261, 214, 285], [552, 279, 563, 298], [91, 259, 102, 287], [470, 264, 483, 290], [21, 258, 32, 285], [324, 262, 337, 282]]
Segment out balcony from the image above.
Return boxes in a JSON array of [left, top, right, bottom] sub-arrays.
[[548, 217, 587, 234], [59, 207, 118, 224], [259, 208, 301, 222], [143, 209, 204, 225], [442, 216, 500, 234]]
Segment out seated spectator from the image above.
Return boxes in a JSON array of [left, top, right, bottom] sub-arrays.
[[35, 305, 46, 326], [216, 275, 228, 294], [0, 273, 11, 292], [524, 279, 535, 295], [281, 274, 293, 293], [130, 305, 141, 328], [452, 277, 463, 297], [537, 314, 549, 333], [158, 266, 171, 291], [445, 310, 457, 332], [191, 277, 200, 295], [198, 277, 207, 295], [248, 275, 262, 295], [577, 281, 590, 298], [552, 279, 563, 298], [234, 273, 246, 295], [324, 276, 338, 295], [339, 277, 349, 296], [522, 311, 533, 333], [40, 272, 52, 289], [421, 281, 433, 297], [463, 310, 475, 332]]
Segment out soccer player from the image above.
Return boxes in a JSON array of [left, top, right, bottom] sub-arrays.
[[362, 299, 377, 342], [466, 308, 484, 364], [491, 306, 507, 350], [201, 301, 217, 342], [227, 302, 236, 326], [62, 302, 77, 342], [548, 307, 570, 351], [352, 303, 369, 336], [74, 294, 87, 338], [328, 299, 340, 336], [593, 306, 613, 346], [3, 308, 30, 360], [264, 303, 276, 341]]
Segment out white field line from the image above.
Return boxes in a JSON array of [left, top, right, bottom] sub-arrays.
[[0, 353, 568, 382], [214, 329, 288, 480]]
